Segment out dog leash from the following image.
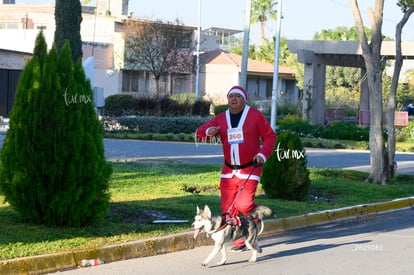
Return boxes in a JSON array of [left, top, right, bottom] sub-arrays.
[[220, 160, 262, 228], [227, 164, 257, 214]]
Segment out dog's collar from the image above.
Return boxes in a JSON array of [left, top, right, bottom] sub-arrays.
[[213, 223, 228, 234], [207, 216, 227, 234], [212, 214, 239, 234]]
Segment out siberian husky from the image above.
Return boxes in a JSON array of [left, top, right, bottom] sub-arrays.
[[192, 205, 274, 266]]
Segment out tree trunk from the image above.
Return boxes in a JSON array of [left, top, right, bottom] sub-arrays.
[[388, 5, 414, 179], [261, 19, 265, 46], [349, 0, 388, 184], [153, 72, 161, 95]]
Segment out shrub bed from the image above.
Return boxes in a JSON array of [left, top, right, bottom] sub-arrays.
[[277, 116, 369, 141], [104, 94, 211, 117], [104, 116, 211, 134]]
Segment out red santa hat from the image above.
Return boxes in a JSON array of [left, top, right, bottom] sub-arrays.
[[227, 86, 248, 101]]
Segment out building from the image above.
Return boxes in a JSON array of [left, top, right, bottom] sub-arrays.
[[199, 49, 297, 106], [0, 1, 297, 116], [0, 49, 31, 116]]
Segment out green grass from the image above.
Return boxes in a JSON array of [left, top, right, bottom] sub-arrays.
[[1, 161, 414, 261]]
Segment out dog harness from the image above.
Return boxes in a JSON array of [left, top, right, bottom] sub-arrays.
[[212, 212, 262, 234], [224, 213, 241, 226], [212, 213, 241, 234]]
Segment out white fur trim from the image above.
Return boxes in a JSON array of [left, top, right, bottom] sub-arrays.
[[227, 88, 247, 101]]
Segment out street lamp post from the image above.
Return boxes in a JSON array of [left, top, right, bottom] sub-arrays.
[[240, 0, 251, 89], [270, 0, 282, 131], [195, 0, 201, 100]]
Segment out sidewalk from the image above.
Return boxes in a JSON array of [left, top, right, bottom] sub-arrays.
[[1, 197, 413, 275]]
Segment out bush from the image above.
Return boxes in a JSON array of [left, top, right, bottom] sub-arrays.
[[277, 117, 369, 141], [261, 131, 311, 201], [278, 118, 323, 138], [395, 120, 414, 142], [105, 116, 211, 134], [104, 94, 135, 116], [192, 100, 211, 116], [214, 104, 228, 115], [277, 103, 300, 116], [320, 121, 369, 141], [104, 94, 211, 117], [0, 34, 111, 227], [278, 114, 302, 124]]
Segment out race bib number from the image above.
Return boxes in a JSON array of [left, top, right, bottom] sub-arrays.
[[227, 128, 244, 144]]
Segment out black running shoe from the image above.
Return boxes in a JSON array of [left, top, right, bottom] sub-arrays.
[[230, 245, 247, 252]]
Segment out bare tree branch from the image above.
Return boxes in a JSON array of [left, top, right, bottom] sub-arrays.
[[124, 19, 195, 94]]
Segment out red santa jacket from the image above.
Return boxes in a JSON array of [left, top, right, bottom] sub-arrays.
[[196, 105, 277, 181]]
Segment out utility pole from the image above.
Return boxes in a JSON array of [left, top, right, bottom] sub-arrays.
[[195, 0, 201, 100], [270, 0, 282, 131], [240, 0, 251, 89]]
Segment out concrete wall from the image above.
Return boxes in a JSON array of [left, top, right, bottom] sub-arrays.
[[202, 64, 239, 104]]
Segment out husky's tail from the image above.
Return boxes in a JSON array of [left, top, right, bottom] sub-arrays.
[[249, 205, 274, 236], [249, 205, 274, 220]]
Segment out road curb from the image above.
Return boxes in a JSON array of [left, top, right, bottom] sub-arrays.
[[262, 197, 414, 236], [1, 197, 413, 275]]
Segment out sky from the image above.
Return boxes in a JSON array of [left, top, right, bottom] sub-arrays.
[[17, 0, 414, 42]]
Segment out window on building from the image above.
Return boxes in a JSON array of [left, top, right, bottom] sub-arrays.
[[122, 70, 149, 93], [157, 73, 168, 94], [172, 73, 190, 94], [0, 22, 19, 29], [178, 32, 192, 49], [266, 79, 273, 98]]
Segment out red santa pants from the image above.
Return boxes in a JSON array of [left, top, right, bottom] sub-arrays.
[[219, 177, 258, 217]]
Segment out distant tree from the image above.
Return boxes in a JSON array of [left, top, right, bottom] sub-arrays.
[[230, 35, 304, 91], [407, 69, 414, 86], [54, 0, 83, 61], [285, 48, 305, 90], [230, 43, 256, 57], [251, 0, 278, 46], [387, 0, 414, 179], [313, 26, 371, 41], [124, 19, 194, 95], [250, 36, 289, 64], [0, 32, 111, 227]]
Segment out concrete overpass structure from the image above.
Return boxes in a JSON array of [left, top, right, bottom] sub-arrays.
[[286, 40, 414, 125]]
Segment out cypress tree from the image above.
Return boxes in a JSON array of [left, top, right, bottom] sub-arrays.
[[0, 31, 111, 227], [54, 0, 83, 61], [261, 131, 311, 201]]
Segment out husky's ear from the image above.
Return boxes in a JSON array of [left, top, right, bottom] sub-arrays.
[[203, 205, 211, 217], [196, 205, 201, 214]]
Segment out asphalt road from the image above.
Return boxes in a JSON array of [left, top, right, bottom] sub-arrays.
[[0, 136, 413, 174], [52, 208, 414, 275], [103, 139, 414, 175]]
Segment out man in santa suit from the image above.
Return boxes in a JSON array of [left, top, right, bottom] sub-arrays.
[[196, 85, 277, 251]]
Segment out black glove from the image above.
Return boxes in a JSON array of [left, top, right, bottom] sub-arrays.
[[253, 159, 262, 167]]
